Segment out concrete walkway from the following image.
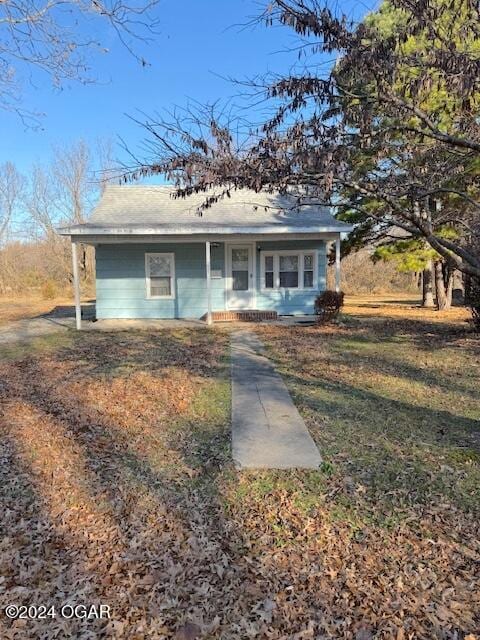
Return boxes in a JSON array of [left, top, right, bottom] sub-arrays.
[[0, 316, 73, 344], [231, 330, 322, 469], [0, 315, 206, 345]]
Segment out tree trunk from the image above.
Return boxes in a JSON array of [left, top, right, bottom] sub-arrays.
[[422, 261, 435, 307], [434, 260, 454, 310], [446, 269, 454, 308]]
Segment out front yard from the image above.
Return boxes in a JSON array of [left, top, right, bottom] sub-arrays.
[[0, 295, 82, 327], [0, 302, 478, 639]]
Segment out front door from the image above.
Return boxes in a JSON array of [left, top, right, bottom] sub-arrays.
[[227, 244, 254, 309]]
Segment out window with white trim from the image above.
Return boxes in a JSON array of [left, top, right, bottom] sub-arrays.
[[261, 250, 317, 290], [303, 253, 314, 288], [279, 254, 299, 288], [145, 253, 175, 299], [264, 255, 274, 289]]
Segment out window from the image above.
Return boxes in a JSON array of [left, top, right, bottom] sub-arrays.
[[261, 251, 317, 290], [231, 248, 249, 291], [264, 255, 274, 289], [145, 253, 175, 299], [303, 253, 314, 288], [279, 255, 299, 288]]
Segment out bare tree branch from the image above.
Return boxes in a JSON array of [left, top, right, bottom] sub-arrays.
[[0, 0, 160, 119]]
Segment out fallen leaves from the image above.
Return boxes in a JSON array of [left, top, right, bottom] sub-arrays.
[[175, 622, 201, 640], [0, 323, 478, 638]]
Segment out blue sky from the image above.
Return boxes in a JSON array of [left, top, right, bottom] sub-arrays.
[[0, 0, 374, 176]]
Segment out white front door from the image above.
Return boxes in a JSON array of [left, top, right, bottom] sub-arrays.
[[227, 244, 254, 309]]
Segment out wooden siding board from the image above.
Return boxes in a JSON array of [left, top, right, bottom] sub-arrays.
[[96, 242, 226, 319]]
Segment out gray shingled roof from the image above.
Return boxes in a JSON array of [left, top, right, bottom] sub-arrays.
[[58, 185, 352, 236]]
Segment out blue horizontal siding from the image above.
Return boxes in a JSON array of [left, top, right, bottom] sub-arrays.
[[95, 239, 326, 319], [96, 243, 225, 319]]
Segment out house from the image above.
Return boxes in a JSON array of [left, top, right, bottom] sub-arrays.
[[57, 186, 352, 327]]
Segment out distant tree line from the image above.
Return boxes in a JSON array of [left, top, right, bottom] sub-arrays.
[[0, 140, 113, 297]]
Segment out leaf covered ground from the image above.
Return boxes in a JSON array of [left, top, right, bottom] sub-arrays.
[[0, 304, 479, 639]]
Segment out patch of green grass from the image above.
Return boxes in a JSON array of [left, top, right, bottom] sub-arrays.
[[446, 447, 480, 464], [190, 378, 230, 427], [0, 331, 75, 361], [319, 460, 335, 476], [328, 501, 363, 529]]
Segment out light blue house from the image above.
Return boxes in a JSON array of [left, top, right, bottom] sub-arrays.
[[58, 186, 352, 327]]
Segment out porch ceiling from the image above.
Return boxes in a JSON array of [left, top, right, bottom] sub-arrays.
[[60, 231, 348, 245]]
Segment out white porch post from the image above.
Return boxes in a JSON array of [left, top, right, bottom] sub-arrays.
[[205, 240, 212, 325], [71, 240, 82, 330], [335, 235, 341, 293]]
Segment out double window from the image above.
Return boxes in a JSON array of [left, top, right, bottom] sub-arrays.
[[145, 253, 175, 299], [261, 251, 316, 290]]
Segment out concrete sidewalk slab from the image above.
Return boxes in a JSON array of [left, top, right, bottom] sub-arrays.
[[231, 330, 322, 469], [0, 317, 72, 345], [0, 316, 207, 345]]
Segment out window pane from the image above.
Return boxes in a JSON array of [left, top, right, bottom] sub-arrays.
[[265, 272, 274, 288], [232, 248, 249, 270], [304, 254, 313, 269], [279, 254, 299, 288], [265, 255, 274, 271], [233, 270, 249, 291], [279, 271, 298, 288], [279, 255, 298, 272], [304, 270, 314, 288], [150, 276, 171, 297], [149, 255, 171, 276]]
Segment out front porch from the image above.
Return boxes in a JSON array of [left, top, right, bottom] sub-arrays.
[[69, 235, 344, 329]]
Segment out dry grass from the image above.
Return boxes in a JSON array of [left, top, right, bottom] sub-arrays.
[[344, 293, 471, 324], [0, 300, 478, 639], [0, 295, 80, 327]]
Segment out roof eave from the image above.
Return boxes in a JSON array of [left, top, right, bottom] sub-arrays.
[[57, 224, 354, 236]]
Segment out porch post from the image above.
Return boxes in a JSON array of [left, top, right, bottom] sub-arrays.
[[71, 240, 82, 330], [205, 240, 212, 325], [335, 235, 341, 293]]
